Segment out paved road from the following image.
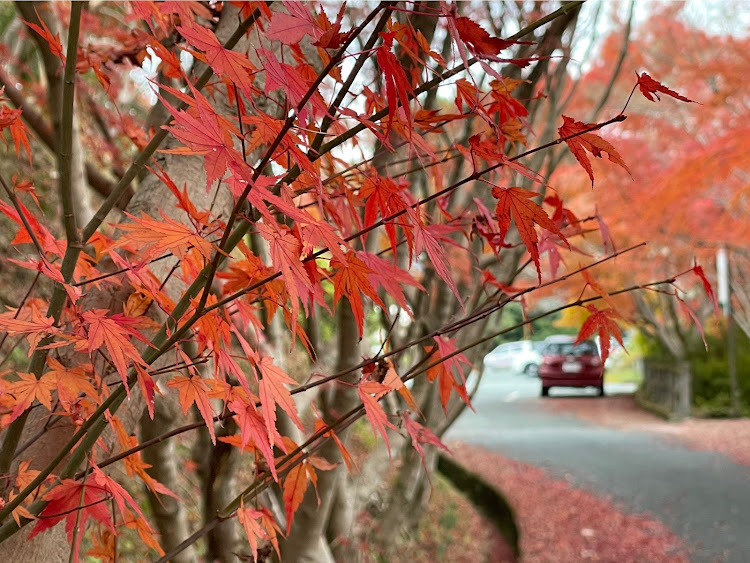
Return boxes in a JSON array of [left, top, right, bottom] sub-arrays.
[[447, 369, 750, 562]]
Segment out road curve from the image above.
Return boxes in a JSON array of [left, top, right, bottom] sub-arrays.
[[446, 370, 750, 562]]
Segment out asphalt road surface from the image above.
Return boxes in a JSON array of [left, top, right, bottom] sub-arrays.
[[446, 369, 750, 562]]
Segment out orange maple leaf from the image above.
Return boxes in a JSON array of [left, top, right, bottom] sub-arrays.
[[7, 372, 55, 422], [558, 115, 631, 186], [167, 375, 215, 443], [257, 356, 304, 446], [115, 211, 215, 261], [492, 186, 568, 283], [0, 308, 58, 352], [82, 310, 148, 387], [331, 253, 384, 337], [425, 337, 474, 413], [238, 500, 281, 561], [383, 360, 420, 413], [21, 11, 64, 62], [580, 269, 620, 314], [45, 357, 99, 408], [229, 398, 284, 481], [282, 461, 314, 535]]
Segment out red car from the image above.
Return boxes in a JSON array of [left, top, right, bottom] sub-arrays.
[[539, 336, 604, 397]]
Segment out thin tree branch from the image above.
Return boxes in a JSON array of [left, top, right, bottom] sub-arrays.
[[58, 1, 83, 245], [0, 66, 125, 204]]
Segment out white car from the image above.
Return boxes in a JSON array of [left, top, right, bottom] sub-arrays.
[[483, 340, 543, 376]]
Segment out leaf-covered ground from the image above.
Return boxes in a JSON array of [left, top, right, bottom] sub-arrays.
[[400, 393, 750, 562], [431, 443, 690, 563]]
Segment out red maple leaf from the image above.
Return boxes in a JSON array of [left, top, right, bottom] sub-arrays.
[[1, 110, 32, 165], [447, 12, 534, 68], [409, 209, 462, 303], [257, 48, 328, 122], [360, 175, 412, 256], [177, 25, 257, 100], [692, 260, 720, 317], [402, 410, 450, 470], [558, 115, 631, 186], [575, 305, 625, 367], [455, 17, 520, 56], [376, 32, 414, 139], [492, 186, 568, 283], [265, 4, 322, 45], [357, 251, 424, 318], [228, 398, 283, 481], [358, 380, 397, 455], [160, 86, 244, 191], [135, 364, 157, 420], [29, 480, 113, 561], [257, 221, 314, 338], [29, 462, 155, 561], [637, 72, 695, 104]]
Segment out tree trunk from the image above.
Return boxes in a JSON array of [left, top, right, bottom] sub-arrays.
[[139, 394, 197, 563], [281, 302, 362, 562]]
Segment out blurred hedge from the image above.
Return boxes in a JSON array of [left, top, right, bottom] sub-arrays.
[[638, 326, 750, 417]]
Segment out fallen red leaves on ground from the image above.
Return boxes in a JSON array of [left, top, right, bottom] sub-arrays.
[[449, 442, 690, 563]]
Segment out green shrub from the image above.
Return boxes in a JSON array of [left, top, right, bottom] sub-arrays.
[[689, 329, 750, 417], [640, 326, 750, 417]]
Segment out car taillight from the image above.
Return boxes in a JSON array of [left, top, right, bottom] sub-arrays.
[[589, 357, 601, 366]]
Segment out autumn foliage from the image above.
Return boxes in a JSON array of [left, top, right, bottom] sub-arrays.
[[0, 2, 704, 561]]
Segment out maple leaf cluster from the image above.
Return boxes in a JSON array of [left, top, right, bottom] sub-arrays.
[[0, 1, 703, 560]]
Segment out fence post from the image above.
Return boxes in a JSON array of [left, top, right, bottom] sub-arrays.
[[673, 361, 692, 420]]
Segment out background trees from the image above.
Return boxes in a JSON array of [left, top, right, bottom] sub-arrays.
[[544, 3, 750, 416], [0, 1, 704, 561]]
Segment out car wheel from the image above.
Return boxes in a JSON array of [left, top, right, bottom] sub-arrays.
[[541, 386, 550, 397], [597, 383, 605, 397], [524, 364, 540, 378]]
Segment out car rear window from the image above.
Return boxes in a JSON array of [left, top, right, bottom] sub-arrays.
[[544, 341, 598, 356]]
